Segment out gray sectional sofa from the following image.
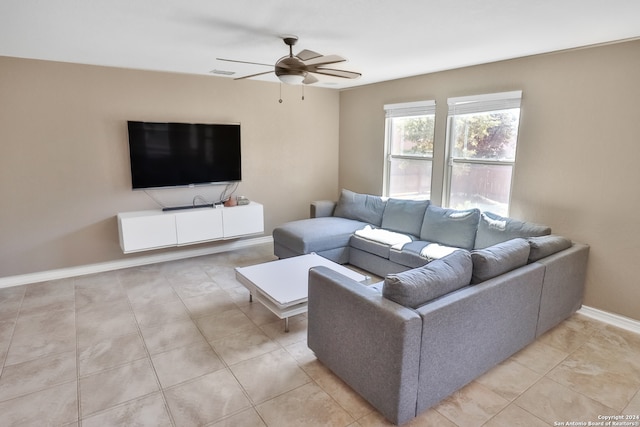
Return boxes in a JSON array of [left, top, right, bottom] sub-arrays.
[[272, 189, 589, 425]]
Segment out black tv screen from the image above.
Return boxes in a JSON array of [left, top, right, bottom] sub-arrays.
[[127, 121, 241, 189]]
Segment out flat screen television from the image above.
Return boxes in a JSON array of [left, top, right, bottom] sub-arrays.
[[127, 121, 241, 189]]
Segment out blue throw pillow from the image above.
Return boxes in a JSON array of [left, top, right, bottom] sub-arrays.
[[474, 211, 551, 249], [470, 238, 530, 284], [333, 189, 386, 226], [381, 198, 430, 237], [383, 250, 472, 308], [420, 205, 480, 250], [527, 235, 572, 262]]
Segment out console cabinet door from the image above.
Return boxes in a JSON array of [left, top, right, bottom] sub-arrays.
[[118, 212, 177, 253], [223, 203, 264, 238], [175, 209, 224, 245]]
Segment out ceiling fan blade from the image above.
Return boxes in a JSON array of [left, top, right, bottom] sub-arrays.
[[217, 58, 273, 67], [303, 74, 319, 85], [234, 70, 274, 80], [303, 54, 346, 66], [296, 49, 323, 61], [310, 68, 362, 79]]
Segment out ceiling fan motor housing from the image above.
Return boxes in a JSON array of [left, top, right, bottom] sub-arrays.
[[275, 56, 308, 83]]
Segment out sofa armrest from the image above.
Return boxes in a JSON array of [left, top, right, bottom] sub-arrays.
[[308, 266, 422, 425], [534, 243, 589, 336], [310, 200, 336, 218]]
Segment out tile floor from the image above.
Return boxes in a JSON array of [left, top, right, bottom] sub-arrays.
[[1, 242, 639, 426]]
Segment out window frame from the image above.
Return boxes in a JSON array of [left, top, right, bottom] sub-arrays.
[[443, 91, 522, 215], [383, 100, 436, 199]]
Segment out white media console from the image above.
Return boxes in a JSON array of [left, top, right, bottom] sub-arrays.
[[117, 201, 264, 253]]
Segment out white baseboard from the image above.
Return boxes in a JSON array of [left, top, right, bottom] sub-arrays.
[[578, 305, 640, 335], [0, 236, 274, 289]]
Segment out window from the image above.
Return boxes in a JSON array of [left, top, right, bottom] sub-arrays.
[[444, 91, 522, 216], [383, 100, 436, 199]]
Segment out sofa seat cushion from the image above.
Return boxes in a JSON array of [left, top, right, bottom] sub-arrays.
[[474, 211, 551, 249], [334, 189, 387, 226], [350, 234, 393, 259], [389, 241, 463, 269], [383, 250, 473, 309], [354, 225, 415, 247], [470, 238, 530, 284], [420, 243, 463, 260], [389, 241, 431, 268], [381, 198, 430, 237], [420, 205, 481, 251], [273, 217, 369, 254], [528, 235, 572, 262], [350, 226, 414, 259]]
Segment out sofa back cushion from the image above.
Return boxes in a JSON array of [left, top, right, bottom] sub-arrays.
[[470, 238, 530, 284], [527, 235, 572, 262], [381, 199, 430, 237], [383, 250, 472, 309], [420, 205, 480, 250], [334, 189, 387, 226], [474, 211, 551, 249]]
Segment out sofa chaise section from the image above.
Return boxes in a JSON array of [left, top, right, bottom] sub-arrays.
[[273, 190, 387, 264], [273, 216, 367, 264]]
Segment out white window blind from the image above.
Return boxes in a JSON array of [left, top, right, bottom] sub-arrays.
[[384, 100, 436, 118], [447, 90, 522, 115]]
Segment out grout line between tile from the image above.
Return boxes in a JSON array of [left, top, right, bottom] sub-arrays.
[[73, 277, 82, 427], [120, 273, 178, 427]]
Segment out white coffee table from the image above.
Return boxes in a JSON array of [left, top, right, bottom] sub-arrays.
[[235, 253, 369, 332]]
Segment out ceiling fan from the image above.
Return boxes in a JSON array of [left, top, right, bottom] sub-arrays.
[[217, 35, 361, 85]]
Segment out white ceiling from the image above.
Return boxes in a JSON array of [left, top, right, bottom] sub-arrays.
[[1, 0, 639, 89]]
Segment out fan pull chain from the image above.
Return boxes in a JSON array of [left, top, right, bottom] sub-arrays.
[[279, 83, 283, 103], [301, 84, 305, 101]]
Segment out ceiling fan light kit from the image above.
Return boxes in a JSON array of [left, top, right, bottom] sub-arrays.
[[276, 71, 306, 85], [217, 35, 360, 86]]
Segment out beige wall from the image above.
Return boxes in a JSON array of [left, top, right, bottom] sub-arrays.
[[0, 57, 340, 277], [2, 39, 639, 321], [339, 39, 640, 321]]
